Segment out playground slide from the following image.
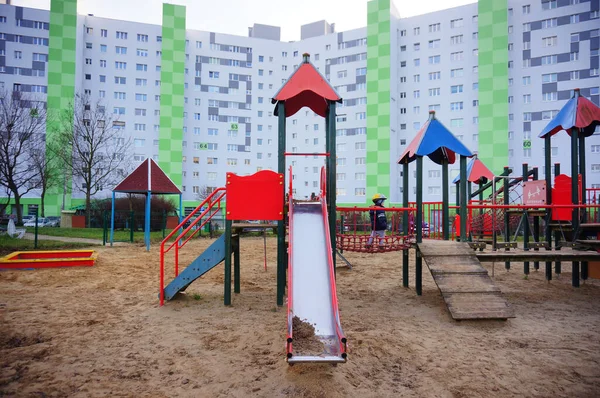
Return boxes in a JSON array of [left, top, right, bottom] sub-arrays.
[[162, 234, 226, 301], [287, 201, 347, 364]]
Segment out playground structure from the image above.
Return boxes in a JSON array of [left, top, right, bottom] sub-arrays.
[[0, 250, 97, 269], [159, 53, 347, 364]]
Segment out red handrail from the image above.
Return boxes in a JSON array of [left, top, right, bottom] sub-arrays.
[[159, 187, 226, 306]]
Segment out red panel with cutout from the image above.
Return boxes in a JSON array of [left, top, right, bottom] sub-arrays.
[[226, 170, 284, 220]]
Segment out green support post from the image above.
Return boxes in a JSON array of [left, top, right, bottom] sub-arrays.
[[544, 135, 552, 258], [340, 215, 344, 254], [233, 235, 240, 294], [442, 158, 449, 240], [130, 211, 135, 243], [277, 102, 286, 306], [503, 166, 510, 270], [571, 127, 580, 288], [478, 179, 485, 241], [523, 163, 530, 276], [327, 102, 337, 272], [402, 161, 409, 288], [224, 220, 232, 305], [579, 134, 588, 281], [416, 156, 423, 296], [459, 156, 467, 244], [102, 211, 107, 246]]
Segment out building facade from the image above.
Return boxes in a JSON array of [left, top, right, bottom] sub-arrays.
[[0, 0, 598, 216]]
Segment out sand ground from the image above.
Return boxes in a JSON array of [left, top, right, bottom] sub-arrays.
[[1, 237, 600, 397]]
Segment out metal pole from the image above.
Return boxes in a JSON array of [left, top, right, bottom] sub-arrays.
[[224, 219, 232, 305], [416, 156, 423, 296], [554, 163, 561, 277], [130, 210, 134, 243], [579, 133, 587, 281], [402, 161, 409, 288], [234, 235, 240, 294], [532, 168, 540, 271], [522, 164, 530, 276], [503, 166, 510, 270], [459, 156, 467, 243], [277, 101, 286, 306], [145, 192, 151, 251], [442, 158, 449, 240], [110, 191, 115, 246], [328, 101, 337, 271], [34, 213, 38, 249], [571, 127, 580, 288]]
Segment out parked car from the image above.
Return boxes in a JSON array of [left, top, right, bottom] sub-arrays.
[[24, 217, 48, 227], [46, 216, 61, 227]]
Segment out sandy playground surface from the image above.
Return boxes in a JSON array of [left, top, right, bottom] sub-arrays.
[[1, 237, 600, 397]]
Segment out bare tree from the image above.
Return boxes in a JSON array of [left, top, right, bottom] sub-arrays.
[[195, 185, 215, 203], [0, 91, 46, 224], [50, 94, 131, 227], [29, 139, 62, 217]]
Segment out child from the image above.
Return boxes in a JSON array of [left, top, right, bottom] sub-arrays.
[[366, 193, 388, 249]]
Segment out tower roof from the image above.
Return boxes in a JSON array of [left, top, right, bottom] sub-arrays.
[[113, 158, 181, 195]]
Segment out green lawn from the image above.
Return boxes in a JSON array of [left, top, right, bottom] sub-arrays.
[[23, 227, 226, 244], [0, 235, 97, 257]]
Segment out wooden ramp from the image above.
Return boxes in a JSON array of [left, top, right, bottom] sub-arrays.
[[418, 240, 515, 321]]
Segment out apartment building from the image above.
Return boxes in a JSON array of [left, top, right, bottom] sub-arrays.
[[0, 0, 598, 216]]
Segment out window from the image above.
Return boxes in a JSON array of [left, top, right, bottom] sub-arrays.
[[472, 100, 478, 107], [450, 52, 463, 62], [429, 88, 440, 97], [523, 148, 532, 158], [543, 92, 558, 102], [413, 122, 421, 130], [450, 102, 463, 111], [114, 76, 126, 84], [523, 94, 531, 104], [356, 67, 367, 76], [400, 30, 407, 37], [355, 157, 366, 165], [134, 124, 146, 132], [428, 55, 440, 64], [429, 104, 441, 112], [115, 61, 126, 69], [116, 31, 128, 39], [450, 35, 463, 45], [414, 27, 420, 35], [114, 91, 126, 100], [570, 14, 579, 24], [450, 118, 464, 127], [137, 48, 148, 57], [542, 110, 559, 120], [135, 108, 147, 116], [101, 29, 107, 37], [542, 73, 558, 83], [429, 71, 441, 80], [428, 39, 440, 48], [570, 52, 579, 61], [450, 68, 463, 78], [414, 58, 421, 66], [135, 93, 147, 102], [450, 19, 463, 28], [414, 75, 420, 83], [116, 46, 127, 55], [542, 36, 557, 47], [472, 32, 478, 40], [135, 78, 147, 86], [523, 112, 532, 121], [541, 18, 557, 29], [523, 4, 530, 14], [414, 43, 420, 51], [99, 59, 106, 67], [522, 76, 531, 85], [136, 63, 148, 71], [450, 85, 463, 94], [113, 107, 125, 115], [541, 55, 557, 65], [429, 23, 441, 32], [355, 188, 366, 196], [100, 44, 107, 53], [414, 90, 421, 98]]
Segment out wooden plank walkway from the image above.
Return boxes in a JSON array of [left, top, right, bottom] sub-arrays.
[[418, 240, 515, 321]]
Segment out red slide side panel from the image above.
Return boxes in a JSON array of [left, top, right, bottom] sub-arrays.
[[226, 170, 284, 221]]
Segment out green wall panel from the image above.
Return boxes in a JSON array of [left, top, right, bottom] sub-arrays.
[[45, 0, 77, 216], [159, 4, 186, 188], [477, 0, 509, 174], [366, 0, 391, 204]]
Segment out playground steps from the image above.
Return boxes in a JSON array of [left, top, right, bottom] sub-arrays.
[[162, 234, 226, 301], [418, 240, 515, 320]]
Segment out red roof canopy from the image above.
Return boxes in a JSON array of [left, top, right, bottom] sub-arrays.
[[113, 158, 181, 195], [272, 53, 342, 118]]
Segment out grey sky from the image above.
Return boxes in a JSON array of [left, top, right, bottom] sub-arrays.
[[13, 0, 475, 41]]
